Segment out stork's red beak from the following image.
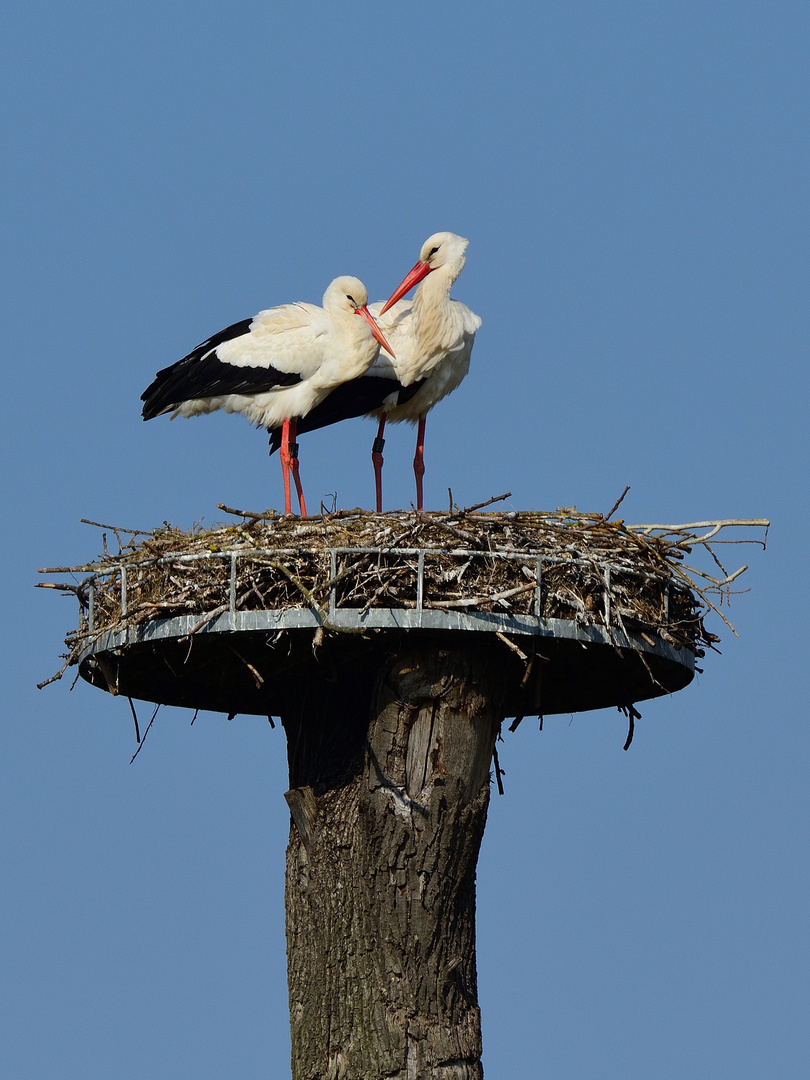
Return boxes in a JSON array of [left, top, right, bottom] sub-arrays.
[[357, 305, 395, 358], [379, 259, 433, 314]]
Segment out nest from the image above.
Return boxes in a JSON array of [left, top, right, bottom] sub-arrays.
[[38, 497, 769, 691]]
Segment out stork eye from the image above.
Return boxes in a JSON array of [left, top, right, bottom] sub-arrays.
[[347, 294, 357, 305], [427, 247, 439, 259]]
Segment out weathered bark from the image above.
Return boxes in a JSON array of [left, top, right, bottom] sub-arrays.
[[281, 643, 506, 1080]]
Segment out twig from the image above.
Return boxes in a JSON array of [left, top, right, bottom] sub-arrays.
[[463, 492, 511, 514], [619, 703, 641, 750], [36, 656, 73, 690], [418, 516, 481, 547], [519, 654, 536, 689], [35, 581, 84, 597], [679, 563, 749, 589], [267, 560, 326, 621], [128, 696, 141, 744], [630, 519, 770, 535], [668, 562, 739, 635], [186, 603, 228, 636], [495, 631, 529, 663], [130, 703, 160, 763], [227, 644, 265, 688], [319, 558, 365, 598], [604, 486, 630, 522], [427, 580, 537, 609], [492, 742, 505, 795], [218, 504, 276, 521], [80, 518, 150, 535]]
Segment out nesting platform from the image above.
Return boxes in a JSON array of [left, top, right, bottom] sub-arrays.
[[37, 506, 736, 719]]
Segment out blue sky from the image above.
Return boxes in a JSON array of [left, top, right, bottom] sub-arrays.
[[3, 2, 808, 1077]]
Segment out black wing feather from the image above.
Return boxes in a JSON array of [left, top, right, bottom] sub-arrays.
[[267, 376, 424, 455], [141, 317, 302, 421]]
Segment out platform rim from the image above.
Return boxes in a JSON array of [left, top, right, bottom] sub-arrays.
[[76, 605, 695, 674]]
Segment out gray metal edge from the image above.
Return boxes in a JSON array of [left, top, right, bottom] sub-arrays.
[[77, 607, 694, 672]]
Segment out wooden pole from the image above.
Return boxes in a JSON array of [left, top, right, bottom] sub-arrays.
[[282, 643, 506, 1079]]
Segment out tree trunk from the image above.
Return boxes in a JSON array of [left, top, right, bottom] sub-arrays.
[[281, 643, 505, 1080]]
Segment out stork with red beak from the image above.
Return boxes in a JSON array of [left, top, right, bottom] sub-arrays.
[[268, 232, 481, 511], [141, 276, 394, 515]]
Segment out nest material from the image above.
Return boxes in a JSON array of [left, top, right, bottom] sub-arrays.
[[38, 502, 768, 690]]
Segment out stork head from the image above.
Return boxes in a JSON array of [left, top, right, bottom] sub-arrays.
[[380, 232, 469, 314], [324, 275, 370, 313], [419, 232, 469, 274], [323, 276, 395, 357]]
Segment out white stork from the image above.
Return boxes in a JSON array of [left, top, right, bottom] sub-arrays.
[[141, 276, 394, 515], [268, 232, 480, 511]]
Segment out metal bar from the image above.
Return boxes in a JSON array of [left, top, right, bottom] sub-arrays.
[[88, 577, 95, 633], [229, 553, 237, 616], [416, 550, 425, 611], [120, 567, 127, 618], [535, 557, 543, 618], [603, 566, 610, 627], [329, 549, 337, 618]]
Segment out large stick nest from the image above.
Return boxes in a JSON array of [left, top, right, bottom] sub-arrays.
[[38, 500, 768, 690]]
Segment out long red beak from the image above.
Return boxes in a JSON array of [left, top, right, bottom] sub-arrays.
[[379, 259, 433, 315], [357, 305, 396, 358]]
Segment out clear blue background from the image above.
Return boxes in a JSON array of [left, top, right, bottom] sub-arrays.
[[3, 2, 807, 1077]]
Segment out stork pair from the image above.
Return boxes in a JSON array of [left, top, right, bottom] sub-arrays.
[[141, 233, 481, 514]]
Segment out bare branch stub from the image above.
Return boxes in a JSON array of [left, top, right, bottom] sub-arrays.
[[604, 485, 631, 521]]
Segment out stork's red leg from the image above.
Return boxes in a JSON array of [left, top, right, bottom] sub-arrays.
[[288, 418, 307, 516], [413, 414, 426, 512], [279, 419, 293, 515], [372, 414, 387, 513]]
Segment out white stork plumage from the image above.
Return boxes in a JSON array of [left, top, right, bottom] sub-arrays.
[[141, 276, 394, 515], [268, 232, 481, 511]]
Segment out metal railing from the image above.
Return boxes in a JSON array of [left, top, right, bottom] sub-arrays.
[[77, 544, 674, 635]]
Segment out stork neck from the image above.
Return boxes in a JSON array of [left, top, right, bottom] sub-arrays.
[[413, 265, 453, 321], [409, 269, 460, 359]]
